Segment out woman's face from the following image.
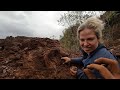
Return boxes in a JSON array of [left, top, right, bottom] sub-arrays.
[[79, 28, 99, 54]]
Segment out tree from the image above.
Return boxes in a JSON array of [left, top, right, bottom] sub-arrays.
[[60, 24, 80, 51], [58, 11, 104, 27], [101, 11, 120, 47]]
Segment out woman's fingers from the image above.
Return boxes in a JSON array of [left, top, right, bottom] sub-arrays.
[[83, 68, 96, 79]]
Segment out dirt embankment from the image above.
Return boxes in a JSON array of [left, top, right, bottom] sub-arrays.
[[0, 36, 81, 79], [0, 36, 119, 79]]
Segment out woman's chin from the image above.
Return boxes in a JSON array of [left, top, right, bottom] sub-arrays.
[[84, 50, 91, 53]]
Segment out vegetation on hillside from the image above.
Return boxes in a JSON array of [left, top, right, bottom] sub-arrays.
[[60, 24, 80, 52], [101, 11, 120, 47]]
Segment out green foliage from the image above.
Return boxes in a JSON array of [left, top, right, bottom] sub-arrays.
[[60, 24, 80, 52], [101, 11, 120, 41], [104, 11, 120, 26]]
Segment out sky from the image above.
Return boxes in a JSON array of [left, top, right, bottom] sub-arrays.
[[0, 11, 67, 40]]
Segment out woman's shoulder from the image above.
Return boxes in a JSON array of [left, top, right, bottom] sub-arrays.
[[96, 48, 116, 59]]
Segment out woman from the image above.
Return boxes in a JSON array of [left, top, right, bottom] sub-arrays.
[[61, 16, 117, 79]]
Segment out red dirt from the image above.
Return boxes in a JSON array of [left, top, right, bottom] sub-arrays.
[[0, 36, 119, 79], [0, 36, 81, 79]]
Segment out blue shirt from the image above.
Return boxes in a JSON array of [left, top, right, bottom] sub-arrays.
[[70, 44, 117, 79]]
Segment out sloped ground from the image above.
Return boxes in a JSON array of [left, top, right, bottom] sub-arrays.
[[0, 36, 119, 79], [0, 36, 81, 79]]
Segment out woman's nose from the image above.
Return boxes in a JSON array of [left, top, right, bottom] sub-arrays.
[[84, 41, 89, 46]]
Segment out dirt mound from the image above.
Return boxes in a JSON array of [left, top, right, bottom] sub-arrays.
[[0, 36, 80, 79]]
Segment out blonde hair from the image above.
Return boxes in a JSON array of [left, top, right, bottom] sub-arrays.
[[77, 16, 105, 43]]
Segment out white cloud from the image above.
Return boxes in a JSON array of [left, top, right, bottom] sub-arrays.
[[0, 11, 66, 39]]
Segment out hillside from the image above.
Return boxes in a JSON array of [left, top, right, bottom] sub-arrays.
[[0, 35, 119, 79], [0, 36, 81, 79], [100, 11, 120, 60]]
